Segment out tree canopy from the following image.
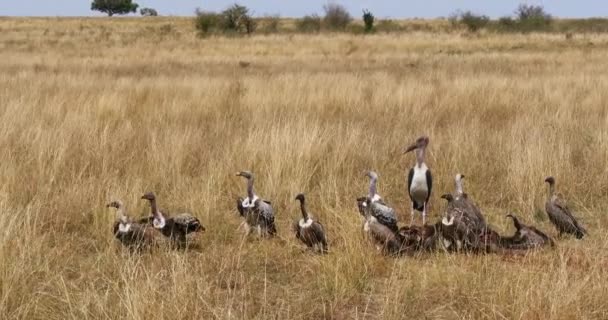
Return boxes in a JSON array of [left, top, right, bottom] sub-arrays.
[[91, 0, 139, 17]]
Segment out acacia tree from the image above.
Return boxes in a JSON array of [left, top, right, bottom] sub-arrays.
[[91, 0, 139, 17]]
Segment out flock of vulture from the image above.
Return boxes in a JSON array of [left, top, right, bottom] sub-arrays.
[[107, 136, 588, 256]]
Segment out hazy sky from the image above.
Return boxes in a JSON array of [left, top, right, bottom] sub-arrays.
[[1, 0, 607, 18]]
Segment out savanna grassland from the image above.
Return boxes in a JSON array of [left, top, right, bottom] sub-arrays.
[[0, 17, 607, 319]]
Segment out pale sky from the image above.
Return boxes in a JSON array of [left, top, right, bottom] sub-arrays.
[[1, 0, 607, 18]]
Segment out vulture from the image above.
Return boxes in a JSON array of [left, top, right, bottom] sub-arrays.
[[480, 214, 554, 254], [361, 171, 398, 232], [544, 176, 587, 239], [439, 193, 486, 252], [141, 192, 204, 247], [502, 213, 555, 249], [360, 197, 403, 256], [106, 200, 157, 250], [404, 136, 432, 225], [293, 193, 328, 253], [453, 173, 486, 230], [235, 171, 277, 237]]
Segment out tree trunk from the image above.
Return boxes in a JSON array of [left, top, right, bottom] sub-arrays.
[[108, 11, 114, 17]]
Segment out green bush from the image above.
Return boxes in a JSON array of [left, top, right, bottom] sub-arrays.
[[140, 7, 157, 16], [194, 4, 256, 36], [494, 4, 552, 33], [91, 0, 138, 16], [260, 15, 280, 33], [498, 16, 516, 28], [220, 4, 257, 34], [450, 10, 489, 32], [515, 4, 552, 32], [194, 9, 221, 36], [323, 3, 352, 30], [297, 14, 321, 33], [362, 9, 374, 33]]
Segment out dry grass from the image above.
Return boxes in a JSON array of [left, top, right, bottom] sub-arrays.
[[0, 17, 607, 319]]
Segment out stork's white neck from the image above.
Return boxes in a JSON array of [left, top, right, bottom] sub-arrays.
[[414, 163, 428, 172], [415, 148, 426, 167]]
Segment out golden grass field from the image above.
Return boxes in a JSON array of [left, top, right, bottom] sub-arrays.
[[0, 17, 607, 319]]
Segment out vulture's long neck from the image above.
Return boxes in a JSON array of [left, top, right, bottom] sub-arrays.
[[299, 199, 309, 220], [150, 199, 162, 218], [368, 177, 378, 199], [116, 206, 128, 224], [247, 177, 255, 199], [548, 183, 555, 198], [511, 216, 522, 231], [455, 178, 464, 195]]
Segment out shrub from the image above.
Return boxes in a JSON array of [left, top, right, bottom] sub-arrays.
[[494, 5, 552, 33], [159, 24, 173, 35], [454, 10, 490, 32], [91, 0, 138, 16], [297, 14, 322, 33], [362, 9, 374, 33], [194, 4, 256, 36], [261, 15, 280, 33], [323, 3, 352, 30], [140, 7, 157, 16], [498, 16, 516, 28], [194, 9, 221, 36], [375, 19, 402, 33]]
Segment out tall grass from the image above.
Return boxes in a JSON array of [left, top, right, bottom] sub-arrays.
[[0, 17, 607, 319]]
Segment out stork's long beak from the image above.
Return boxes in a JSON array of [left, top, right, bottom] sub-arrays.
[[403, 143, 417, 153], [235, 172, 241, 176]]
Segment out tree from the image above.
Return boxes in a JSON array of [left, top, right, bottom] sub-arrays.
[[91, 0, 139, 17], [362, 9, 374, 33], [515, 4, 552, 31], [220, 4, 256, 34], [140, 8, 158, 16], [323, 3, 352, 30]]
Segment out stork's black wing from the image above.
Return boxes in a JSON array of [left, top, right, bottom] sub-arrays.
[[407, 167, 414, 200], [425, 169, 433, 203]]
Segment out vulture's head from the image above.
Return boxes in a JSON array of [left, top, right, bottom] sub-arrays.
[[365, 170, 378, 181], [141, 192, 156, 202], [295, 193, 306, 202], [236, 171, 253, 180], [106, 200, 123, 209], [440, 193, 454, 202]]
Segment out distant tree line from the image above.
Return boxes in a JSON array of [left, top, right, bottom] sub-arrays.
[[88, 1, 608, 36]]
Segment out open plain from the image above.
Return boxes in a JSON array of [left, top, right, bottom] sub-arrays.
[[0, 17, 607, 319]]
